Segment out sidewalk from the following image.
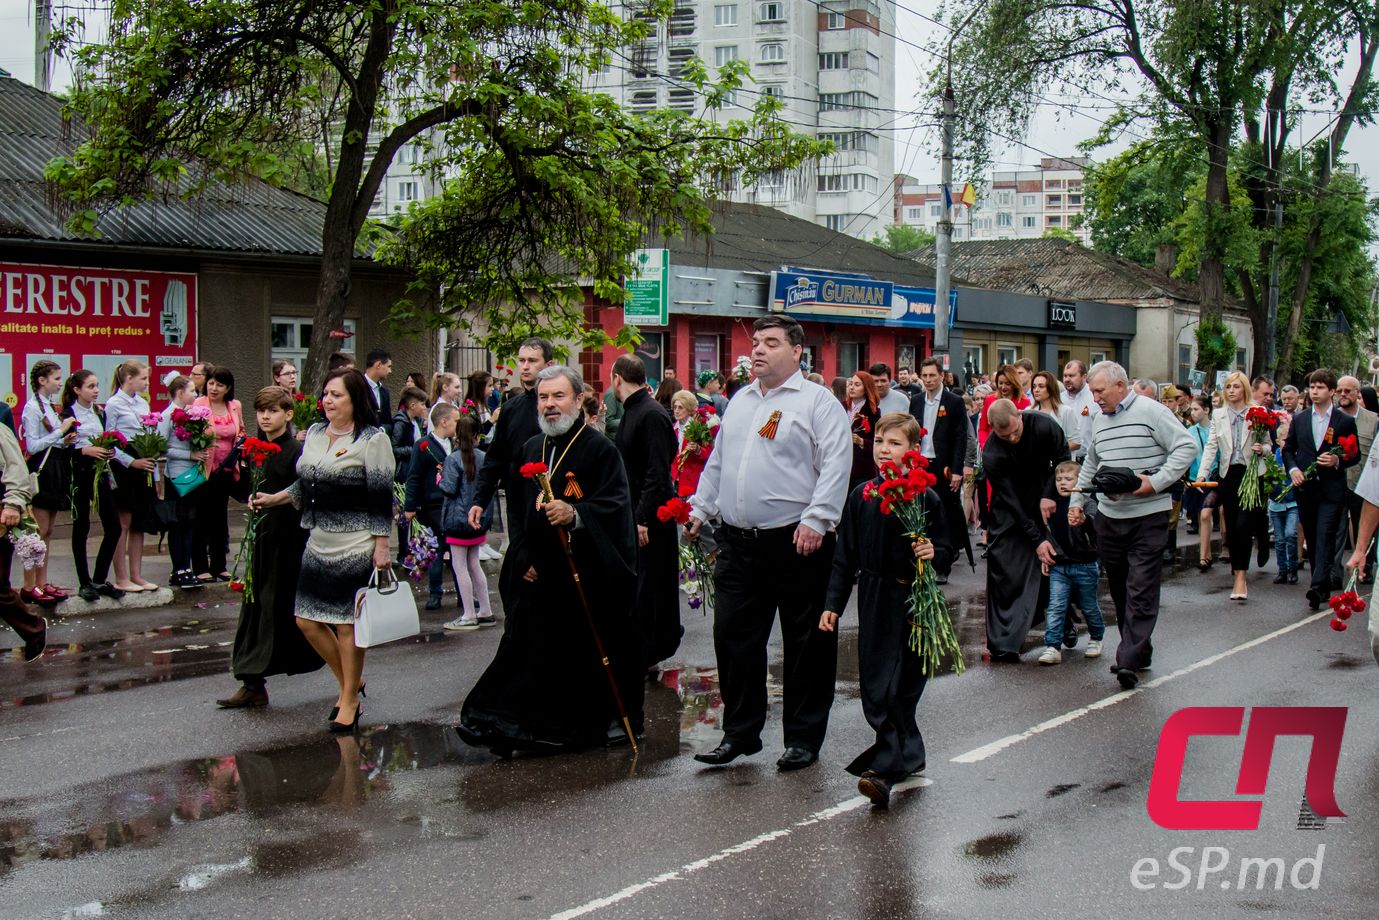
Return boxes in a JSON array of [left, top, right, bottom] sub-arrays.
[[32, 506, 504, 619]]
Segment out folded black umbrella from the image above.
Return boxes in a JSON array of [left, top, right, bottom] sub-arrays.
[[1083, 466, 1149, 496]]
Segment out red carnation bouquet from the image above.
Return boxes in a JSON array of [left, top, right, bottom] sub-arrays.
[[863, 448, 963, 677], [521, 461, 555, 506], [657, 497, 713, 614], [1238, 406, 1282, 511], [228, 437, 282, 600], [86, 430, 127, 511], [1279, 432, 1359, 501]]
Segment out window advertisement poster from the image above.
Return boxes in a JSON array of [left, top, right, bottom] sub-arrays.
[[768, 267, 956, 328], [1, 262, 198, 408]]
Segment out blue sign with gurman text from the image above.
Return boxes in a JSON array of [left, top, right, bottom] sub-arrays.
[[768, 269, 956, 328]]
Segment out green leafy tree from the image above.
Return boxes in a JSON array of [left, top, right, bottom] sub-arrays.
[[931, 0, 1375, 379], [870, 223, 935, 254], [1041, 226, 1077, 243], [45, 0, 825, 384]]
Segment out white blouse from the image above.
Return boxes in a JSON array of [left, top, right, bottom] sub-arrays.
[[22, 396, 66, 455]]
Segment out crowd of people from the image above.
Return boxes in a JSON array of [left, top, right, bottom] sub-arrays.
[[3, 327, 1378, 809]]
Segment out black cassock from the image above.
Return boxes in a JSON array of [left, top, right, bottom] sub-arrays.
[[615, 388, 683, 668], [231, 432, 323, 683], [981, 412, 1068, 655], [825, 482, 955, 779], [458, 418, 643, 753]]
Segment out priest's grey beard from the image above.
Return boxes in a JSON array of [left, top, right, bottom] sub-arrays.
[[538, 408, 579, 437]]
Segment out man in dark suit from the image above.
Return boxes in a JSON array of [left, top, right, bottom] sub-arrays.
[[363, 348, 393, 426], [908, 356, 971, 582], [1283, 368, 1361, 609]]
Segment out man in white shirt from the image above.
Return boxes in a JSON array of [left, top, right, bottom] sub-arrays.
[[869, 363, 912, 416], [1062, 359, 1097, 461], [688, 316, 852, 771]]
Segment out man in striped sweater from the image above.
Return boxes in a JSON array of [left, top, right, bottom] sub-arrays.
[[1069, 362, 1196, 690]]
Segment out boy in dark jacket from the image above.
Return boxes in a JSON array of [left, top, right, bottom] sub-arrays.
[[1038, 461, 1105, 665], [819, 413, 954, 809], [405, 402, 458, 609]]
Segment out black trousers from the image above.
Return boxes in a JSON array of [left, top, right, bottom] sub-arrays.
[[712, 524, 837, 752], [70, 457, 120, 586], [0, 540, 47, 643], [1298, 491, 1347, 594], [1094, 510, 1169, 671], [1220, 464, 1269, 573], [193, 471, 234, 575]]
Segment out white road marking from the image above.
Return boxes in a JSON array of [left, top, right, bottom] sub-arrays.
[[545, 778, 932, 920], [547, 611, 1330, 918], [950, 610, 1330, 764]]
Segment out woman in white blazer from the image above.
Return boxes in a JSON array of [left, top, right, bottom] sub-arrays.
[[1198, 371, 1272, 601]]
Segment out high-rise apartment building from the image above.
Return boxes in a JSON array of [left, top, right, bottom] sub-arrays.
[[893, 157, 1091, 244], [589, 0, 897, 240]]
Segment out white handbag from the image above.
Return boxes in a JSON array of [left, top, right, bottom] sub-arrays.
[[353, 567, 420, 648]]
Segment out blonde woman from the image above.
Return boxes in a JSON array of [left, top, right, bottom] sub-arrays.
[[104, 360, 159, 591], [1198, 371, 1270, 601], [429, 372, 462, 409]]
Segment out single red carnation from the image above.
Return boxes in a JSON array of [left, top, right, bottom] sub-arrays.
[[1330, 618, 1348, 631]]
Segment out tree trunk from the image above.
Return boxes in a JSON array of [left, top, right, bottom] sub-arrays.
[[300, 6, 397, 393], [1195, 119, 1233, 377], [1276, 25, 1379, 382]]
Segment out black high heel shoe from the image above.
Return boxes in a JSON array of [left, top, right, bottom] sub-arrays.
[[327, 684, 366, 722], [1198, 558, 1213, 573], [329, 705, 361, 734]]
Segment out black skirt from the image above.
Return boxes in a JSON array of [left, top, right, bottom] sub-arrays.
[[111, 461, 161, 533], [27, 446, 71, 512]]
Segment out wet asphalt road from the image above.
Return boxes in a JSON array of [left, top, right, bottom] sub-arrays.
[[2, 549, 1377, 920]]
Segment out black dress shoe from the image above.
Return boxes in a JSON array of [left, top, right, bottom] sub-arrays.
[[776, 746, 818, 771], [77, 583, 100, 603], [989, 650, 1021, 664], [1287, 572, 1298, 585], [858, 771, 891, 809], [216, 685, 269, 708], [1273, 572, 1288, 585], [95, 582, 125, 599], [22, 617, 48, 663], [1117, 669, 1139, 691], [1305, 588, 1322, 611], [693, 739, 762, 765]]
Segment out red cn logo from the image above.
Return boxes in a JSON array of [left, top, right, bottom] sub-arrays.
[[1148, 707, 1347, 831]]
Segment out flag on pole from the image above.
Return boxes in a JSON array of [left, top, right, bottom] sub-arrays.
[[960, 182, 977, 207], [942, 185, 952, 211]]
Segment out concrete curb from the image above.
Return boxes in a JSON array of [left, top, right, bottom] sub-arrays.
[[53, 586, 179, 618]]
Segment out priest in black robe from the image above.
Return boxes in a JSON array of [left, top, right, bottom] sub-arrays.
[[469, 338, 554, 622], [982, 401, 1069, 661], [610, 354, 683, 669], [458, 365, 643, 754]]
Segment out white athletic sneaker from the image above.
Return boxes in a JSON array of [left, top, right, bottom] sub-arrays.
[[1037, 646, 1062, 665], [478, 544, 502, 562], [1085, 639, 1103, 659], [444, 616, 481, 632]]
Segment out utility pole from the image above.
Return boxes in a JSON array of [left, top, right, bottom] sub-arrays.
[[933, 83, 954, 356], [1264, 108, 1283, 377], [35, 0, 52, 93]]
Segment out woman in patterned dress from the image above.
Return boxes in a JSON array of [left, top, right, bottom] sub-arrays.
[[251, 369, 394, 732]]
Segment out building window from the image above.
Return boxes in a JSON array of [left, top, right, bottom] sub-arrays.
[[714, 45, 738, 67], [865, 52, 881, 73], [761, 83, 784, 98], [962, 345, 985, 378], [930, 204, 942, 217], [838, 341, 864, 375], [825, 11, 846, 29], [694, 334, 722, 374], [823, 214, 850, 232], [819, 131, 875, 152], [1047, 215, 1061, 226], [1021, 194, 1036, 207], [1068, 194, 1082, 206], [954, 227, 965, 239], [996, 212, 1012, 227], [1178, 345, 1193, 385], [1021, 216, 1037, 228], [1236, 348, 1248, 372], [760, 42, 785, 62], [818, 91, 878, 111], [1046, 194, 1062, 207], [271, 317, 357, 368], [819, 51, 848, 70], [906, 207, 924, 221], [714, 4, 737, 26], [997, 191, 1012, 206], [398, 181, 418, 202], [1090, 350, 1107, 365], [1046, 179, 1064, 189], [759, 1, 785, 22], [997, 346, 1018, 367], [630, 90, 658, 111]]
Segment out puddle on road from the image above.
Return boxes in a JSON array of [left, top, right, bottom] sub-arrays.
[[0, 671, 733, 875]]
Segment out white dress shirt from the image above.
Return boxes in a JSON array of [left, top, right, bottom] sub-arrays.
[[70, 402, 105, 449], [22, 396, 66, 455], [919, 390, 941, 458], [1310, 404, 1333, 451], [690, 370, 852, 533], [878, 387, 910, 416], [103, 389, 150, 467], [1065, 384, 1098, 460]]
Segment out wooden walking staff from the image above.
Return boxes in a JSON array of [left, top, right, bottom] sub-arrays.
[[528, 465, 640, 755]]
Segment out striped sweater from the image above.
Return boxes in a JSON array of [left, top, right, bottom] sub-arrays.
[[1073, 392, 1196, 519]]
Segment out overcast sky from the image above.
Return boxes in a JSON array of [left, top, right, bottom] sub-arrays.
[[2, 1, 1374, 194]]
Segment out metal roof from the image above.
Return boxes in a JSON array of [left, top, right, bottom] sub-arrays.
[[0, 76, 368, 259], [908, 237, 1217, 305], [664, 202, 942, 287]]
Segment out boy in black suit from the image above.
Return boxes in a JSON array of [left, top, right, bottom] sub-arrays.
[[1283, 368, 1361, 608], [908, 357, 970, 582]]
